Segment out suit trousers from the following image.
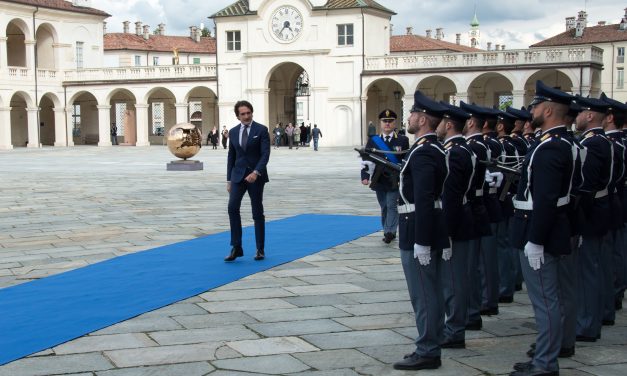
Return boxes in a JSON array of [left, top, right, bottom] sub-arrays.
[[497, 218, 517, 297], [400, 248, 444, 358], [228, 179, 266, 251], [466, 238, 482, 324], [520, 251, 562, 372], [480, 223, 500, 310], [558, 250, 578, 349], [375, 189, 400, 235], [576, 235, 603, 338], [441, 240, 470, 342]]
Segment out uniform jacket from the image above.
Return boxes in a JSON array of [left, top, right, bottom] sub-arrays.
[[497, 135, 520, 218], [482, 132, 504, 223], [606, 130, 625, 229], [509, 126, 575, 256], [227, 121, 271, 184], [361, 133, 409, 191], [442, 135, 476, 241], [398, 134, 450, 251], [510, 131, 529, 156], [466, 133, 492, 237]]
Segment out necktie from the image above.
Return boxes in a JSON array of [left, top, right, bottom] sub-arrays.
[[385, 136, 390, 143], [242, 125, 248, 149]]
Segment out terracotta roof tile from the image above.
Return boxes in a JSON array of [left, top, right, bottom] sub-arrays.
[[391, 34, 481, 53], [104, 33, 216, 54], [4, 0, 110, 17], [531, 23, 627, 47]]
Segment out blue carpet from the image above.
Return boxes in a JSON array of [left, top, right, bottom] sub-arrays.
[[0, 214, 379, 365]]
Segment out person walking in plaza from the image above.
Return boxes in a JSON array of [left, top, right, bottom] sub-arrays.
[[285, 123, 295, 149], [224, 100, 271, 262], [312, 124, 322, 151], [110, 123, 118, 145], [360, 109, 409, 244], [221, 126, 229, 149], [294, 124, 301, 149], [509, 81, 577, 376], [299, 122, 307, 146], [273, 124, 282, 149], [393, 91, 449, 371], [210, 127, 219, 149]]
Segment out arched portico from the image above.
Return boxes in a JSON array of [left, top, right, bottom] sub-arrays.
[[364, 78, 404, 136], [38, 92, 61, 146], [523, 70, 574, 105], [68, 91, 99, 145], [7, 19, 30, 68], [145, 87, 176, 145], [185, 86, 218, 141], [108, 89, 137, 146], [36, 23, 58, 69], [266, 62, 307, 128], [417, 75, 458, 103], [9, 91, 35, 147], [467, 72, 514, 108]]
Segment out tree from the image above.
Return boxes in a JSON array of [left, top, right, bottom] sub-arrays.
[[200, 27, 211, 37]]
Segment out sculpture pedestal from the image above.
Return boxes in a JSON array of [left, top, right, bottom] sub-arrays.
[[166, 160, 204, 171]]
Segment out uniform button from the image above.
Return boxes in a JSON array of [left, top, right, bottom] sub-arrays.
[[524, 214, 528, 219], [405, 216, 408, 220]]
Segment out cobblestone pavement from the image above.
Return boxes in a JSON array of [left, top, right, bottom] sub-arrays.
[[0, 145, 625, 376]]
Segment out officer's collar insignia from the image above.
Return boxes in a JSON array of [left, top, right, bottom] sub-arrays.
[[511, 133, 518, 138], [584, 132, 594, 139], [444, 141, 452, 149], [418, 138, 427, 145], [540, 133, 551, 142]]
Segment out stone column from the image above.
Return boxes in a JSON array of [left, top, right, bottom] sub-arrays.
[[175, 103, 188, 124], [26, 107, 40, 148], [402, 95, 414, 127], [25, 40, 35, 70], [65, 108, 75, 146], [134, 104, 150, 146], [512, 90, 525, 109], [0, 37, 7, 70], [53, 108, 67, 146], [0, 107, 12, 150], [97, 105, 112, 146]]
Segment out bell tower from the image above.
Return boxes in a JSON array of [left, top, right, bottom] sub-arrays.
[[469, 8, 481, 48]]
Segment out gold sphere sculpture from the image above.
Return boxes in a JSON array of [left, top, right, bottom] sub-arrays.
[[166, 123, 202, 160]]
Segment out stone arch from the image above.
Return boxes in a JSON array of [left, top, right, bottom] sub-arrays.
[[7, 18, 30, 67], [417, 75, 459, 103], [266, 62, 308, 128], [38, 92, 62, 146], [108, 88, 137, 145], [590, 70, 602, 98], [68, 91, 99, 145], [467, 72, 514, 108], [145, 87, 176, 144], [36, 23, 59, 69], [184, 86, 219, 141], [364, 78, 405, 135], [523, 69, 575, 105], [9, 91, 32, 147]]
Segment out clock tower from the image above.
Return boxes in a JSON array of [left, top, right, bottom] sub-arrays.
[[469, 10, 481, 49]]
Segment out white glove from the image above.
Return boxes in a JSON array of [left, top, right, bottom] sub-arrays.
[[577, 236, 583, 248], [413, 244, 431, 266], [442, 238, 452, 261], [360, 160, 375, 177], [524, 241, 544, 271]]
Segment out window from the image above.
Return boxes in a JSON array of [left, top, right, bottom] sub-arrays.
[[193, 57, 201, 64], [152, 102, 164, 136], [75, 42, 84, 69], [134, 55, 141, 66], [618, 47, 625, 64], [618, 68, 624, 89], [226, 31, 241, 51], [296, 102, 303, 117], [72, 104, 81, 136], [153, 56, 159, 66], [337, 24, 354, 46]]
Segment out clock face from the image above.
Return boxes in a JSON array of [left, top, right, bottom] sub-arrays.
[[271, 6, 303, 43]]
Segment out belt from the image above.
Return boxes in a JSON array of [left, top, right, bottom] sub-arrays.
[[398, 200, 443, 214], [512, 196, 570, 211], [475, 189, 483, 197], [488, 187, 497, 195], [595, 189, 608, 199]]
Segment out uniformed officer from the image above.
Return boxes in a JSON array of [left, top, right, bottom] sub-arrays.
[[601, 93, 627, 312], [507, 106, 532, 156], [394, 91, 449, 371], [437, 102, 475, 348], [461, 101, 502, 316], [462, 103, 493, 331], [509, 80, 577, 376], [361, 109, 410, 243], [522, 105, 539, 148], [573, 95, 612, 342]]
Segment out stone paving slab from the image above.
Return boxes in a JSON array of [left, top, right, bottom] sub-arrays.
[[95, 361, 215, 376], [212, 354, 310, 374], [53, 333, 157, 355], [293, 349, 383, 370], [247, 319, 351, 337], [0, 353, 113, 376], [227, 337, 319, 356]]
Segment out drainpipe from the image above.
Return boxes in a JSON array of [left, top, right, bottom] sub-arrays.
[[213, 17, 220, 126], [360, 8, 365, 146], [64, 85, 68, 146], [579, 66, 583, 96], [611, 42, 615, 97], [33, 6, 40, 147]]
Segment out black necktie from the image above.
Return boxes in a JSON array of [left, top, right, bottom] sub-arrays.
[[242, 125, 248, 149], [385, 136, 390, 143]]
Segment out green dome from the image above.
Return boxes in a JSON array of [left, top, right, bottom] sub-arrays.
[[470, 12, 479, 27]]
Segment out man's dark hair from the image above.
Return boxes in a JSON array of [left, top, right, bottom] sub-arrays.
[[485, 118, 497, 131], [499, 118, 515, 134], [609, 110, 625, 128], [234, 100, 253, 116], [447, 118, 465, 134]]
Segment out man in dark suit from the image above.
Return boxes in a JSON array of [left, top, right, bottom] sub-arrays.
[[225, 100, 271, 262]]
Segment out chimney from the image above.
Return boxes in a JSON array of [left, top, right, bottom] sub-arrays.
[[103, 21, 107, 35], [123, 21, 130, 33], [495, 44, 500, 51], [622, 8, 627, 30], [597, 21, 606, 26], [426, 29, 432, 38], [190, 26, 196, 38], [195, 27, 201, 42], [501, 44, 506, 50], [575, 10, 587, 38], [565, 16, 576, 31], [143, 25, 150, 40], [487, 42, 492, 51], [406, 26, 413, 35], [158, 23, 165, 35], [455, 33, 461, 45], [135, 21, 142, 36], [435, 27, 444, 40]]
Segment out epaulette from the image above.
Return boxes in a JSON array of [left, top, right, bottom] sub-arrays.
[[584, 132, 594, 139], [540, 133, 551, 142], [444, 141, 452, 150], [418, 138, 427, 145]]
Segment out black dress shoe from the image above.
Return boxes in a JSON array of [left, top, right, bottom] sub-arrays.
[[440, 339, 465, 349], [382, 232, 396, 244], [514, 361, 533, 372], [499, 295, 514, 303], [602, 319, 615, 326], [509, 365, 558, 376], [527, 346, 574, 358], [254, 249, 265, 261], [576, 335, 597, 342], [466, 320, 483, 330], [480, 307, 499, 316], [393, 354, 441, 370], [224, 246, 243, 262]]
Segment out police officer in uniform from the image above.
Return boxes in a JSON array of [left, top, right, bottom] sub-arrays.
[[507, 106, 532, 155], [509, 80, 577, 376], [437, 102, 475, 348], [361, 109, 410, 243], [573, 96, 612, 342], [394, 91, 449, 371]]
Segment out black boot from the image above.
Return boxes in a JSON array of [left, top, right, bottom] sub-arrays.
[[224, 246, 244, 262]]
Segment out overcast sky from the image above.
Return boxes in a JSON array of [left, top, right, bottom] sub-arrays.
[[94, 0, 626, 49]]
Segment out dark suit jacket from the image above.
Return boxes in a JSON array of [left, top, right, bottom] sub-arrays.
[[442, 136, 476, 241], [227, 121, 270, 184]]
